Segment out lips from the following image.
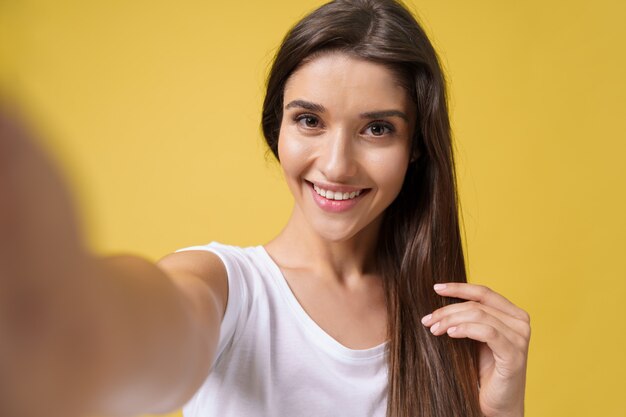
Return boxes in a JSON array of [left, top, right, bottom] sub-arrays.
[[306, 180, 370, 213], [313, 183, 363, 201]]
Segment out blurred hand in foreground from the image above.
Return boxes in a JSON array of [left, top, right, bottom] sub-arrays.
[[0, 101, 101, 417]]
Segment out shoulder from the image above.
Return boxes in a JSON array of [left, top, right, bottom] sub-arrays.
[[159, 243, 228, 279], [156, 243, 231, 318], [156, 242, 264, 313]]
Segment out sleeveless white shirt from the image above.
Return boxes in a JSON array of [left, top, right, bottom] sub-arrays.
[[176, 242, 389, 417]]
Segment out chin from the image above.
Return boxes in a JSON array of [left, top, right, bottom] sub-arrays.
[[293, 193, 384, 244], [308, 217, 373, 244], [315, 229, 357, 243]]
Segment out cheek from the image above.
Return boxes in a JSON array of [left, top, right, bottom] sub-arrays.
[[277, 128, 313, 181], [367, 148, 410, 195]]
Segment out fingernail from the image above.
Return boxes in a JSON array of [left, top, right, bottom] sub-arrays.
[[434, 283, 447, 291], [430, 322, 440, 333], [421, 314, 432, 324], [447, 326, 457, 334]]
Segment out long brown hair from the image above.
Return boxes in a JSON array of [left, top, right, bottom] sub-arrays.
[[261, 1, 481, 416]]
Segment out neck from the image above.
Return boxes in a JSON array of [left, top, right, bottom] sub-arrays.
[[265, 204, 383, 288]]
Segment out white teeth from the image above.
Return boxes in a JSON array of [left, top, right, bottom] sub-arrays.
[[312, 183, 364, 200]]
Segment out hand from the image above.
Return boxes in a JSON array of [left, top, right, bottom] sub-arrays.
[[421, 282, 531, 417], [0, 102, 96, 417], [0, 102, 85, 274]]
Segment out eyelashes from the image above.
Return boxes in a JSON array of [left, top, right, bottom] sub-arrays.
[[294, 114, 321, 129], [292, 113, 396, 137], [365, 122, 395, 136]]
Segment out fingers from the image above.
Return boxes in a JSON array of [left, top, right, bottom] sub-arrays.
[[448, 322, 527, 378], [422, 301, 530, 342], [421, 283, 531, 366], [432, 282, 530, 323], [421, 304, 529, 354]]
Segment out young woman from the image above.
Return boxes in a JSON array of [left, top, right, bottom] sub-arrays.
[[0, 1, 530, 417]]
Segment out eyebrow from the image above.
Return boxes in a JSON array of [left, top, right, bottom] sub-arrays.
[[360, 110, 409, 122], [285, 99, 326, 113], [285, 99, 409, 122]]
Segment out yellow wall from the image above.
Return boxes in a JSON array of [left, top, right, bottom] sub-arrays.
[[2, 1, 625, 416]]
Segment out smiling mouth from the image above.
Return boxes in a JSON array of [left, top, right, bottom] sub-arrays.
[[306, 180, 371, 201]]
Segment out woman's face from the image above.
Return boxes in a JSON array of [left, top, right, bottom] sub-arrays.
[[278, 52, 416, 242]]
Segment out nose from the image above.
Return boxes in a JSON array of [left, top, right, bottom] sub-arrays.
[[319, 128, 358, 182]]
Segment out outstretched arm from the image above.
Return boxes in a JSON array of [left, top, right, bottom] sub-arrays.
[[0, 103, 226, 417]]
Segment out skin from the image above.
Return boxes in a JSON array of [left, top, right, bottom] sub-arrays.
[[265, 52, 530, 417], [0, 105, 211, 417]]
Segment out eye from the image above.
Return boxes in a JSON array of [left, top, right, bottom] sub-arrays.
[[294, 114, 321, 129], [364, 121, 395, 137]]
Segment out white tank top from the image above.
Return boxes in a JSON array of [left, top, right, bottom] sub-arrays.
[[175, 242, 389, 417]]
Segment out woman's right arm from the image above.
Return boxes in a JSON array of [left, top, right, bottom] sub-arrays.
[[91, 250, 228, 417], [0, 103, 228, 417]]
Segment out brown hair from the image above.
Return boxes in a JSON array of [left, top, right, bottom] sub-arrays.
[[261, 1, 481, 416]]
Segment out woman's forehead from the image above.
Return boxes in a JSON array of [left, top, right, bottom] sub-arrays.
[[283, 53, 413, 114]]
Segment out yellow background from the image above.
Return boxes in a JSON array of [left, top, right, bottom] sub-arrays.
[[2, 1, 625, 416]]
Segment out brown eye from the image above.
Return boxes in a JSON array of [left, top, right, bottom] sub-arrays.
[[371, 124, 385, 136], [365, 122, 394, 137], [295, 114, 320, 128]]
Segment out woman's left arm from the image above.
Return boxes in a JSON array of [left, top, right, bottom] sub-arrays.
[[421, 283, 531, 417]]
